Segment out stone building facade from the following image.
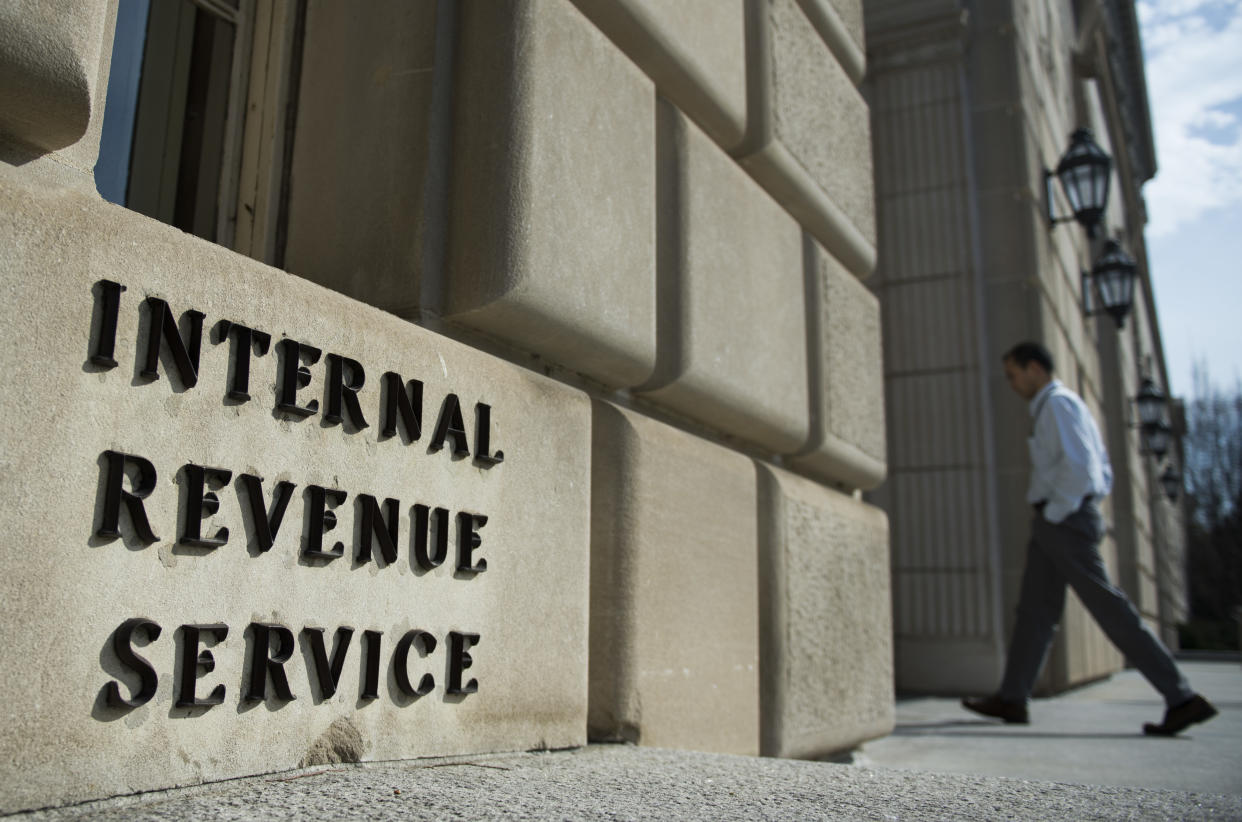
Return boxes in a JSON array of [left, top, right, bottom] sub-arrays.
[[0, 0, 892, 812], [864, 0, 1187, 695]]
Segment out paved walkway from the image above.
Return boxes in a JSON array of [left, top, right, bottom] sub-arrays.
[[15, 662, 1241, 821], [854, 655, 1242, 799], [857, 660, 1242, 796]]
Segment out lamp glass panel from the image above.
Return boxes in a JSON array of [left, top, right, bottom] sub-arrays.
[[1160, 468, 1181, 500], [1062, 165, 1086, 212], [1137, 397, 1162, 426], [1096, 268, 1120, 305], [1135, 379, 1166, 426], [1115, 265, 1135, 307], [1090, 240, 1137, 328], [1092, 161, 1111, 214], [1096, 266, 1135, 313], [1145, 424, 1171, 457]]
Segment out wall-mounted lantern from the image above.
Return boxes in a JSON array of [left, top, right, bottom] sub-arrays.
[[1132, 377, 1174, 460], [1159, 465, 1182, 502], [1142, 420, 1174, 460], [1046, 128, 1113, 238], [1082, 240, 1138, 328], [1134, 377, 1167, 429]]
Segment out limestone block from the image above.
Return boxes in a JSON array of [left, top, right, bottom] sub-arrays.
[[982, 280, 1040, 378], [758, 465, 894, 758], [570, 0, 747, 150], [874, 190, 973, 283], [0, 0, 108, 151], [589, 402, 759, 754], [828, 0, 864, 53], [887, 370, 989, 471], [965, 17, 1020, 109], [0, 0, 113, 185], [445, 0, 657, 388], [894, 637, 1005, 695], [735, 0, 875, 279], [791, 242, 886, 489], [971, 105, 1035, 194], [793, 0, 865, 85], [881, 276, 976, 373], [638, 103, 808, 454], [283, 1, 440, 313], [0, 166, 590, 813]]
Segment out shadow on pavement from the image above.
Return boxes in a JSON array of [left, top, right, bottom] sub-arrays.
[[891, 723, 1148, 740]]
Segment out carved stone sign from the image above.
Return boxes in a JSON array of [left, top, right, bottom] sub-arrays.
[[0, 178, 590, 812], [90, 280, 500, 709]]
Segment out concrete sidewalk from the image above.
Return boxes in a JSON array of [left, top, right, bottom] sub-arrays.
[[14, 662, 1241, 821], [857, 659, 1242, 796]]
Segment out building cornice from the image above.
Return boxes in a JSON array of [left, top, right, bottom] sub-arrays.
[[1087, 0, 1157, 183], [864, 0, 968, 71]]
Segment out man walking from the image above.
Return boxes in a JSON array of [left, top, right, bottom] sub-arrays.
[[962, 341, 1216, 735]]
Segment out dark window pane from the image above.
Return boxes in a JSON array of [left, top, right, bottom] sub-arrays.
[[98, 0, 237, 244], [173, 9, 235, 239], [95, 0, 152, 205]]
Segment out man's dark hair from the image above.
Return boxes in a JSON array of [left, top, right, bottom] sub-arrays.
[[1003, 341, 1054, 374]]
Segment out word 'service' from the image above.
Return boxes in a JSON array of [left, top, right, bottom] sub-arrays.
[[104, 619, 481, 709]]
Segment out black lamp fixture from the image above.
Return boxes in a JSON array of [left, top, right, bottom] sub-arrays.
[[1132, 377, 1173, 459], [1082, 239, 1138, 328], [1134, 377, 1168, 429], [1159, 465, 1182, 502], [1046, 128, 1113, 238], [1143, 420, 1174, 460]]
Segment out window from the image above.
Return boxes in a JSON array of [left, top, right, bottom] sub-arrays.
[[96, 0, 303, 264]]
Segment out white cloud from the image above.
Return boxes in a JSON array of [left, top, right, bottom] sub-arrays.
[[1192, 109, 1236, 132], [1139, 1, 1242, 236]]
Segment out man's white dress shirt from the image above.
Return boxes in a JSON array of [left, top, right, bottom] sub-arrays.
[[1025, 379, 1113, 524]]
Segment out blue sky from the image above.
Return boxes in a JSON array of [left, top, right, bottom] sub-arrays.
[[1137, 0, 1242, 397]]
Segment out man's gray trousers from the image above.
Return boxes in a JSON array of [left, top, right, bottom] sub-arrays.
[[998, 500, 1193, 706]]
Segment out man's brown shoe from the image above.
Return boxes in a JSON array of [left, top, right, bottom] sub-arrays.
[[961, 695, 1028, 724], [1143, 694, 1218, 736]]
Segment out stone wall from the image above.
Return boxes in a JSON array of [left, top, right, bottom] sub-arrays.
[[0, 0, 892, 811]]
